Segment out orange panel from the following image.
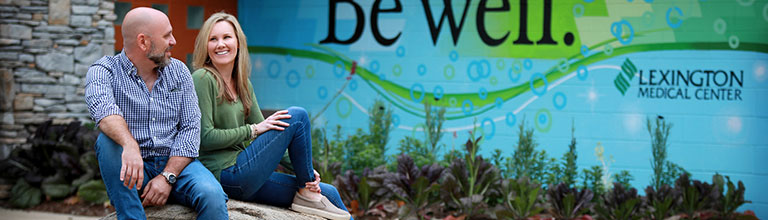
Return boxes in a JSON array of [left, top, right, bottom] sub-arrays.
[[114, 0, 238, 64]]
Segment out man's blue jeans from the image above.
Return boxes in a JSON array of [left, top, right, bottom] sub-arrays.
[[95, 134, 229, 220], [219, 107, 351, 219]]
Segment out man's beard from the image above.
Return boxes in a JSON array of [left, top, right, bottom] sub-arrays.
[[147, 42, 172, 68]]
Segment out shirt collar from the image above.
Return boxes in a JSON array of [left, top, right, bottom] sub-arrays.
[[117, 50, 138, 77], [118, 50, 167, 78]]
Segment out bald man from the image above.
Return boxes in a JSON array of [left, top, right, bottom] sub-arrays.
[[85, 7, 228, 219]]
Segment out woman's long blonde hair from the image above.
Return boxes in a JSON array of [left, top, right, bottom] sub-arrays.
[[192, 12, 253, 116]]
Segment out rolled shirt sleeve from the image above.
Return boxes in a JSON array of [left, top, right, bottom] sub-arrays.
[[170, 70, 201, 158], [85, 61, 124, 124]]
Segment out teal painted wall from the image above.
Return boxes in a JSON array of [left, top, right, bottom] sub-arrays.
[[238, 0, 768, 216]]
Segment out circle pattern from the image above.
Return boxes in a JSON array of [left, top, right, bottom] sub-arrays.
[[496, 59, 505, 70], [350, 79, 358, 91], [508, 67, 521, 82], [462, 100, 474, 116], [449, 97, 458, 107], [666, 6, 683, 29], [478, 87, 488, 100], [495, 97, 503, 109], [604, 44, 614, 55], [317, 86, 327, 99], [396, 46, 405, 57], [481, 118, 495, 140], [534, 108, 553, 133], [370, 60, 380, 73], [336, 97, 352, 118], [392, 114, 400, 127], [444, 65, 456, 80], [467, 60, 491, 82], [333, 60, 345, 78], [530, 73, 549, 97], [410, 83, 425, 102], [506, 112, 517, 126], [393, 64, 403, 76], [305, 65, 315, 78], [449, 50, 459, 62], [524, 59, 533, 70], [577, 65, 589, 80], [286, 70, 300, 88], [433, 86, 444, 100], [611, 19, 634, 45], [489, 76, 498, 86], [714, 18, 726, 35], [581, 45, 589, 57], [268, 60, 281, 78], [573, 4, 585, 17], [729, 35, 740, 49], [558, 58, 570, 73], [553, 92, 567, 110], [418, 64, 427, 76]]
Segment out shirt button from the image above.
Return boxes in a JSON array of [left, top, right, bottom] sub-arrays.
[[149, 97, 154, 102], [152, 117, 156, 121]]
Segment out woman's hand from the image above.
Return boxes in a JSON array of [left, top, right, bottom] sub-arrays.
[[252, 110, 292, 135], [305, 169, 322, 193]]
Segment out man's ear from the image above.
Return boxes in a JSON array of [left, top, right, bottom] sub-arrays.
[[137, 33, 149, 51]]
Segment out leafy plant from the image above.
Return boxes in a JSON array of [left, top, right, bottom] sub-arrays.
[[509, 120, 553, 184], [561, 122, 579, 187], [310, 123, 344, 184], [676, 173, 720, 218], [441, 130, 501, 219], [613, 170, 634, 190], [423, 102, 445, 160], [547, 182, 594, 220], [712, 174, 751, 219], [397, 136, 434, 168], [0, 120, 103, 208], [644, 184, 680, 220], [582, 165, 605, 198], [342, 100, 393, 174], [648, 117, 687, 191], [9, 179, 42, 208], [595, 183, 642, 220], [497, 177, 545, 220], [77, 179, 109, 204], [334, 166, 393, 218], [384, 154, 445, 219]]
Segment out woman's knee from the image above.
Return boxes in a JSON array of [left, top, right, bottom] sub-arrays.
[[287, 106, 308, 122]]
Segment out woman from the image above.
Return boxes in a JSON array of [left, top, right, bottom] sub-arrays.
[[191, 12, 351, 220]]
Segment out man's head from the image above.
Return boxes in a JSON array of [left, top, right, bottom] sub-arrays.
[[121, 7, 176, 69]]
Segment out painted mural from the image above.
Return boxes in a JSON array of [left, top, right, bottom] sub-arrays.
[[238, 0, 768, 215]]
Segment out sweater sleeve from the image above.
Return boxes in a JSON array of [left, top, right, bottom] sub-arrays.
[[245, 81, 265, 124], [193, 69, 252, 151]]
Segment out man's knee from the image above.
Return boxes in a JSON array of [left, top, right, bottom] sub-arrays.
[[194, 181, 228, 203]]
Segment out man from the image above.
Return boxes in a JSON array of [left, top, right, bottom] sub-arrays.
[[85, 7, 228, 219]]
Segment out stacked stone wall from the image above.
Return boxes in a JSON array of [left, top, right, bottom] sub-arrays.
[[0, 0, 115, 158]]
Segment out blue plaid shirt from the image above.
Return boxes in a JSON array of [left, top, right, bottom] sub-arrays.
[[85, 51, 201, 158]]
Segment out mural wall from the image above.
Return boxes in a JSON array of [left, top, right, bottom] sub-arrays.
[[238, 0, 768, 215]]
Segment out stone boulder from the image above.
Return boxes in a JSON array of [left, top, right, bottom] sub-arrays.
[[100, 200, 325, 220]]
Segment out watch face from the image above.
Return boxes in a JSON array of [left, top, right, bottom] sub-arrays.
[[168, 174, 177, 184]]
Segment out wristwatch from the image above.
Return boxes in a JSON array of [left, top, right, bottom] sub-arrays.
[[161, 171, 177, 185]]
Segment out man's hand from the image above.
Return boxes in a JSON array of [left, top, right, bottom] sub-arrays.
[[120, 144, 144, 190], [141, 175, 172, 207]]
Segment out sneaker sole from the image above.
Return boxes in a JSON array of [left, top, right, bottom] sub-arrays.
[[291, 203, 350, 220]]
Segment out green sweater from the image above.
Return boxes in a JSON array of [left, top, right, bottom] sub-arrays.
[[192, 69, 264, 180]]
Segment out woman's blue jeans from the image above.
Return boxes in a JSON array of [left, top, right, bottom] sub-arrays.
[[95, 134, 229, 220], [219, 107, 351, 219]]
